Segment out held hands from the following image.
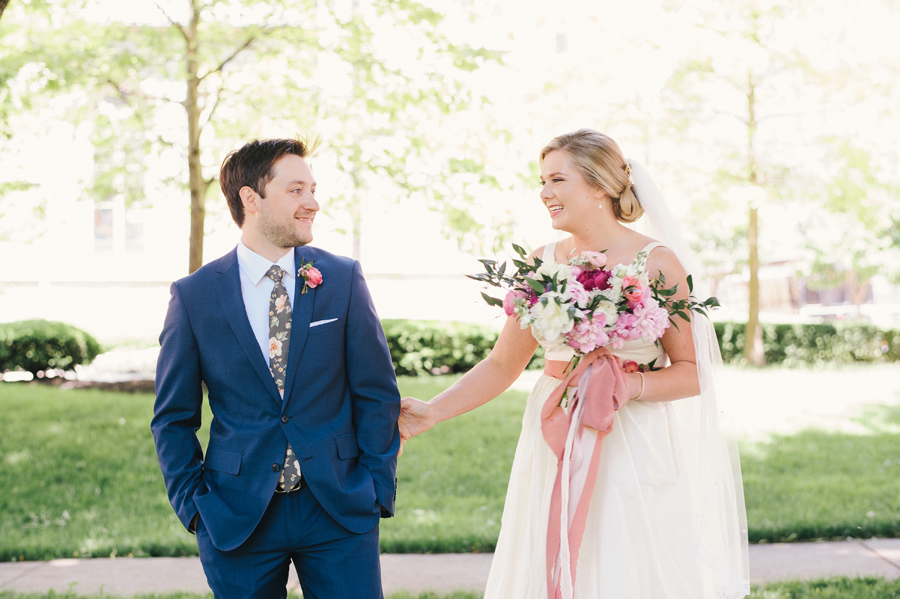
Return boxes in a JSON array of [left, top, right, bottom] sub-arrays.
[[398, 397, 435, 456]]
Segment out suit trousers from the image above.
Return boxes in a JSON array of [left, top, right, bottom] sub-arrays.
[[196, 485, 382, 599]]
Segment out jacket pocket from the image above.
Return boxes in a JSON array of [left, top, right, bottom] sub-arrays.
[[204, 445, 242, 475], [335, 433, 359, 460]]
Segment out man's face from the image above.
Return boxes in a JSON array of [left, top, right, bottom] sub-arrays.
[[254, 154, 319, 249]]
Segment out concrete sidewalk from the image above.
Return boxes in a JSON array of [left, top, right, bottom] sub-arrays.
[[1, 540, 899, 596]]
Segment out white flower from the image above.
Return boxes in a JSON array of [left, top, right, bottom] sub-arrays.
[[529, 294, 575, 343], [535, 262, 575, 281], [591, 299, 620, 327], [534, 263, 577, 300], [600, 274, 624, 303]]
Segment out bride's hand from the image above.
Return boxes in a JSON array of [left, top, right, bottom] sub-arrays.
[[398, 397, 435, 455]]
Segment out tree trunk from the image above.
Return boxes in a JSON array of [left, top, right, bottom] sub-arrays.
[[745, 204, 765, 365], [844, 271, 872, 320], [186, 0, 205, 274], [744, 70, 766, 366], [0, 0, 10, 21]]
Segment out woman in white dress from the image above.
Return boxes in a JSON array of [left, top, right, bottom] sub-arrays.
[[399, 129, 749, 598]]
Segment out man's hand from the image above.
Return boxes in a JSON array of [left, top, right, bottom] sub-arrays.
[[398, 397, 435, 456]]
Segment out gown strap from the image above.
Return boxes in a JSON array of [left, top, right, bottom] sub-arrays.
[[541, 241, 559, 264], [640, 241, 665, 256]]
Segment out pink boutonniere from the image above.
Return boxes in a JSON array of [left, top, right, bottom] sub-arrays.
[[298, 258, 322, 294]]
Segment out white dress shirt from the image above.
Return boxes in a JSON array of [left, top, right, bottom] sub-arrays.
[[236, 240, 296, 365]]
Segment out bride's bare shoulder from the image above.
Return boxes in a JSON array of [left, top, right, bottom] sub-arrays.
[[646, 244, 686, 281]]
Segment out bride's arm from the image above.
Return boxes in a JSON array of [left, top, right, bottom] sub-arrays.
[[399, 314, 539, 443], [627, 246, 701, 402], [399, 307, 539, 449]]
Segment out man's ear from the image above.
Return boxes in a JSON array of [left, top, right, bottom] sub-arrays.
[[240, 186, 259, 215]]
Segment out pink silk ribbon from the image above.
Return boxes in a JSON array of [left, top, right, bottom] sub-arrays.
[[541, 347, 630, 599]]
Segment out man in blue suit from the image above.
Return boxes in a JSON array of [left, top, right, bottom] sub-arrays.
[[151, 137, 400, 598]]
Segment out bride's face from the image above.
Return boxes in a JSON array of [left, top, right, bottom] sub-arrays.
[[539, 150, 604, 232]]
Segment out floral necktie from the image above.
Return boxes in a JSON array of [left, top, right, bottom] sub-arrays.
[[266, 265, 302, 492]]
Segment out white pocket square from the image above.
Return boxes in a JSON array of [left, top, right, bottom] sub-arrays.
[[309, 318, 338, 328]]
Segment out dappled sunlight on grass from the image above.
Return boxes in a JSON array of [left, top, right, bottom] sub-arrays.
[[741, 406, 900, 543]]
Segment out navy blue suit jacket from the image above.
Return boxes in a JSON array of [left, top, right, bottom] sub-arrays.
[[151, 245, 400, 551]]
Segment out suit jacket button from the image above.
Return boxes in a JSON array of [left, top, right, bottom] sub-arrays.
[[281, 416, 289, 423], [272, 464, 280, 472]]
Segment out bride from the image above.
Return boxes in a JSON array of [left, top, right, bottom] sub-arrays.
[[399, 129, 749, 598]]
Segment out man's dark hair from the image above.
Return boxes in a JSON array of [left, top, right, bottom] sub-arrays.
[[219, 137, 320, 227]]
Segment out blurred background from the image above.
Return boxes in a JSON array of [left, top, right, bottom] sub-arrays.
[[3, 2, 900, 585], [1, 0, 898, 360]]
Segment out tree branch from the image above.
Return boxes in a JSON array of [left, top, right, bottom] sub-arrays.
[[153, 0, 189, 42], [199, 87, 226, 134], [104, 78, 169, 105], [199, 36, 256, 82]]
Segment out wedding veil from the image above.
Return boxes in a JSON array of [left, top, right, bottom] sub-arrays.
[[628, 159, 751, 598]]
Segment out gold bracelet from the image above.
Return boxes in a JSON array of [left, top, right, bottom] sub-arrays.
[[631, 372, 645, 401]]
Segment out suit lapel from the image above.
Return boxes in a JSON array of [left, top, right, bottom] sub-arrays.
[[283, 247, 317, 404], [214, 249, 282, 403]]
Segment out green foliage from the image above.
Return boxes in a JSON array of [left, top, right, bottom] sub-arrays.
[[382, 319, 900, 375], [0, 319, 101, 376], [714, 321, 900, 367], [382, 319, 542, 376]]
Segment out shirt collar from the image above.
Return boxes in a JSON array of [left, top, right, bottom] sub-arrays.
[[237, 240, 296, 286]]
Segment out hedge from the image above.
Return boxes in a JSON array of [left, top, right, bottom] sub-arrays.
[[382, 319, 544, 376], [382, 319, 900, 376], [714, 321, 900, 366], [0, 319, 102, 377]]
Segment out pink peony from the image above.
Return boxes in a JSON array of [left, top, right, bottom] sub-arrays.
[[503, 289, 528, 316], [632, 300, 670, 342], [568, 280, 590, 306], [306, 266, 323, 288], [565, 312, 609, 354], [582, 251, 607, 269], [614, 312, 642, 342]]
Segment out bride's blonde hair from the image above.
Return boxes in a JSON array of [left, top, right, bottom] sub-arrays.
[[540, 129, 644, 223]]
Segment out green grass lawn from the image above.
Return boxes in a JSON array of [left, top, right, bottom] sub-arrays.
[[4, 578, 900, 599], [743, 402, 900, 543], [1, 374, 900, 561]]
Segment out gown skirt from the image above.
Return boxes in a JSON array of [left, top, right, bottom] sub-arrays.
[[483, 341, 708, 599]]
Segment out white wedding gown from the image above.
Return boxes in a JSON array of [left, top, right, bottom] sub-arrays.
[[484, 241, 716, 599]]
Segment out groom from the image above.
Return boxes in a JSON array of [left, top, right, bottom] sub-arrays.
[[151, 137, 400, 598]]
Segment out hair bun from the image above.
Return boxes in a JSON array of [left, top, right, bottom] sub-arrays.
[[615, 181, 644, 223]]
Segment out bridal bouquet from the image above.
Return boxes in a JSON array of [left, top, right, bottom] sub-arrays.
[[469, 243, 718, 360]]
